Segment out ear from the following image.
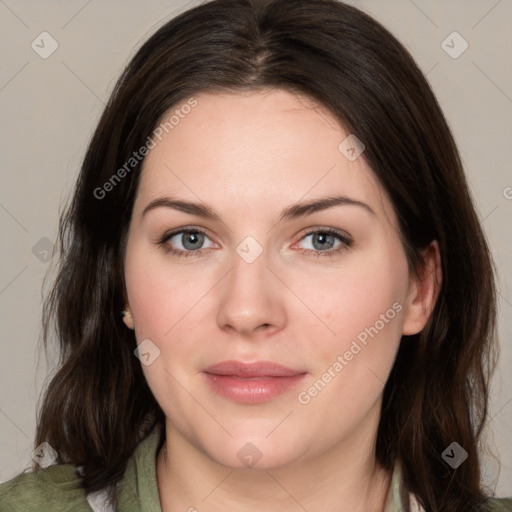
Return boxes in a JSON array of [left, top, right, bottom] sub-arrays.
[[402, 240, 442, 336], [122, 308, 134, 330], [121, 284, 134, 330]]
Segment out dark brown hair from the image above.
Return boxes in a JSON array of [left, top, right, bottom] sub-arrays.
[[35, 0, 499, 510]]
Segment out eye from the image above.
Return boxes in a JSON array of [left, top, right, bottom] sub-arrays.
[[293, 228, 352, 257], [158, 228, 215, 258], [157, 227, 352, 259]]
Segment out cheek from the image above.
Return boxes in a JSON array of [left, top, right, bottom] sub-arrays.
[[292, 242, 408, 354], [123, 246, 204, 408], [294, 247, 407, 429], [124, 242, 205, 338], [123, 245, 218, 404]]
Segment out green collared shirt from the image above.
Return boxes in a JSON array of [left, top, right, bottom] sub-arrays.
[[1, 425, 511, 511]]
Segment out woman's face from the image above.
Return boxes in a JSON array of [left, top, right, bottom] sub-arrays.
[[123, 89, 434, 469]]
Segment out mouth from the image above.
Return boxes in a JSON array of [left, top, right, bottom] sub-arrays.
[[202, 360, 307, 404]]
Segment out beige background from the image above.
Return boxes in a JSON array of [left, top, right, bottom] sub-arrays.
[[0, 0, 511, 497]]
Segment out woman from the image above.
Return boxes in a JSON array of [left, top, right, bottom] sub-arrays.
[[1, 0, 510, 510]]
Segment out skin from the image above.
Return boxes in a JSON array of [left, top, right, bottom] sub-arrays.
[[122, 89, 441, 512]]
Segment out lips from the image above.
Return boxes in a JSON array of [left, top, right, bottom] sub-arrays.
[[203, 360, 305, 378], [202, 360, 307, 404]]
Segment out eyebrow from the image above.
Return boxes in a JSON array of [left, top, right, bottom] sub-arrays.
[[141, 195, 375, 222]]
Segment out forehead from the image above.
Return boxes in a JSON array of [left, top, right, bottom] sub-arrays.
[[133, 89, 396, 227]]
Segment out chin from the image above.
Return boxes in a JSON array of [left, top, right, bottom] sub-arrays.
[[200, 433, 308, 471]]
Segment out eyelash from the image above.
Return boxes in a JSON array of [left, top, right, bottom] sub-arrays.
[[157, 226, 352, 259]]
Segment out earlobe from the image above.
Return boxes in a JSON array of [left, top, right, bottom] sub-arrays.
[[401, 240, 442, 336], [121, 284, 134, 329], [122, 309, 134, 330]]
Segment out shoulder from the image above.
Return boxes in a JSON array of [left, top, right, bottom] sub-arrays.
[[0, 424, 164, 512], [488, 497, 512, 511], [0, 464, 92, 512]]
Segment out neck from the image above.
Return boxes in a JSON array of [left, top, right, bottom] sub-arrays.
[[156, 407, 392, 512]]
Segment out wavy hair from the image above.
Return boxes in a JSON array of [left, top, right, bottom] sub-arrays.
[[35, 0, 498, 510]]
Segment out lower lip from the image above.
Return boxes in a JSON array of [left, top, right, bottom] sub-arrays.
[[203, 373, 307, 404]]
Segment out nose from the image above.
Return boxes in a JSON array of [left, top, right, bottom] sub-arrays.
[[215, 246, 287, 337]]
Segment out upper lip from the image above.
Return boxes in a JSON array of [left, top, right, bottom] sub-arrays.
[[203, 360, 305, 378]]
